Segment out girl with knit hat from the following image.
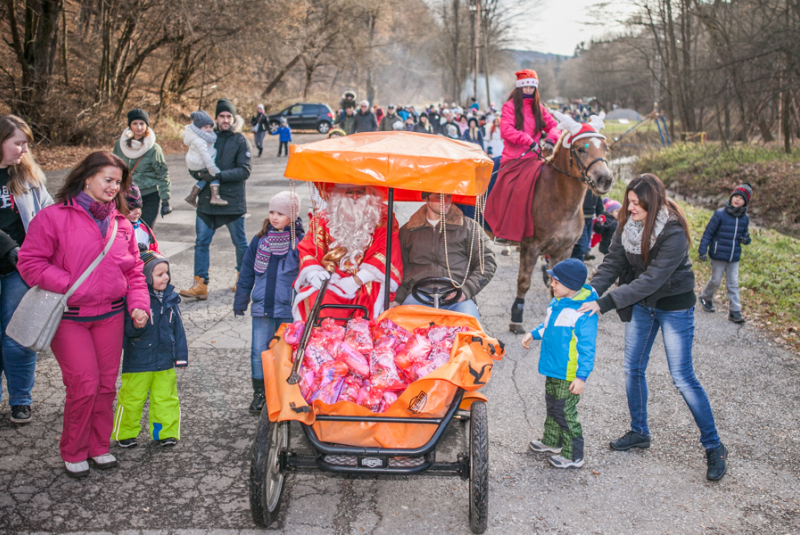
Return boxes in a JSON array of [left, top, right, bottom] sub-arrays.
[[499, 69, 561, 164], [124, 184, 160, 254], [113, 108, 171, 228], [698, 183, 753, 323], [183, 110, 226, 207], [112, 251, 188, 449], [233, 191, 305, 413]]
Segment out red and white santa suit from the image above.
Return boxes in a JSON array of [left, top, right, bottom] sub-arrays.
[[292, 187, 402, 321]]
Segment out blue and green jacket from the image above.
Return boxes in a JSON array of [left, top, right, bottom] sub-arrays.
[[531, 284, 598, 382]]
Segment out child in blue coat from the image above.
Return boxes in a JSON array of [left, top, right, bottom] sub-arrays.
[[521, 259, 598, 469], [698, 183, 752, 323], [234, 191, 304, 413], [271, 117, 292, 157], [113, 252, 188, 448]]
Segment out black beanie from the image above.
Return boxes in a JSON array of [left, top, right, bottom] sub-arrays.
[[127, 108, 149, 126], [215, 98, 236, 118]]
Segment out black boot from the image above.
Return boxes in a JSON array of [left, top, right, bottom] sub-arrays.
[[258, 147, 263, 157], [249, 378, 266, 414]]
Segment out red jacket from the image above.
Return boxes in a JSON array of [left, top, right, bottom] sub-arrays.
[[500, 100, 560, 163], [17, 199, 149, 319]]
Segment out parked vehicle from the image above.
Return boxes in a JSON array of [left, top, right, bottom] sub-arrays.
[[268, 103, 334, 134]]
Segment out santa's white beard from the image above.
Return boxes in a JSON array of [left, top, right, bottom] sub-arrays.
[[327, 190, 383, 270]]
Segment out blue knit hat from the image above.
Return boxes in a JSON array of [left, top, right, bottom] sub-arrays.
[[190, 110, 214, 129], [547, 258, 587, 291]]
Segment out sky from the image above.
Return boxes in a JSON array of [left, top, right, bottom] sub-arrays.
[[511, 0, 640, 56]]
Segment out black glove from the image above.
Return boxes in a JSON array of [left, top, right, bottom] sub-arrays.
[[196, 170, 213, 182], [233, 309, 245, 317], [738, 233, 750, 244], [698, 252, 708, 262], [161, 200, 172, 218], [0, 247, 19, 275]]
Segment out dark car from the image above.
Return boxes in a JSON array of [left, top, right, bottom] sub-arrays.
[[268, 103, 334, 134]]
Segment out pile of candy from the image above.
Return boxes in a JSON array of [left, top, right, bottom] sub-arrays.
[[284, 318, 468, 412]]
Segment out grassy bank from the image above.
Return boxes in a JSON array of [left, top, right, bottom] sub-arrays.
[[607, 179, 800, 352], [635, 143, 800, 237]]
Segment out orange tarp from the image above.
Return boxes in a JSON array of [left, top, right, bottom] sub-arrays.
[[262, 305, 504, 449], [284, 131, 494, 203]]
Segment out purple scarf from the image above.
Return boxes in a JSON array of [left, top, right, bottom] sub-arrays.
[[76, 191, 113, 237], [254, 227, 291, 274]]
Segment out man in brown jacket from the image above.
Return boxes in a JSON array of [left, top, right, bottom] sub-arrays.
[[392, 193, 496, 319]]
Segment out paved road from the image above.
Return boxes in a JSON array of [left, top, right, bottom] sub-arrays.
[[2, 134, 799, 534]]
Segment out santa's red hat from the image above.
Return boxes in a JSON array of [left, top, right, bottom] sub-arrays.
[[515, 69, 539, 88]]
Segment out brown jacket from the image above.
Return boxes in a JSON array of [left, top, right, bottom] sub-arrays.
[[396, 204, 496, 303]]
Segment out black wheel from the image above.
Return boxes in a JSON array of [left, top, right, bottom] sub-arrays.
[[250, 411, 289, 527], [317, 121, 331, 134], [469, 401, 489, 534]]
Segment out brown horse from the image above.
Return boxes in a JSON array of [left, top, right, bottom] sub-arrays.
[[509, 128, 614, 333]]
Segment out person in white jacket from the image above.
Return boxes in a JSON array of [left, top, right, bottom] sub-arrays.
[[183, 110, 226, 207]]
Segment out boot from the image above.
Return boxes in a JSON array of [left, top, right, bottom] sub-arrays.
[[179, 276, 208, 300], [209, 184, 228, 206], [258, 147, 263, 157], [232, 271, 239, 292], [250, 378, 266, 414], [184, 185, 201, 207]]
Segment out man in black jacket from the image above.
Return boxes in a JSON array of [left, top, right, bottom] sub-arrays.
[[571, 190, 604, 261], [353, 100, 378, 133], [180, 97, 251, 300]]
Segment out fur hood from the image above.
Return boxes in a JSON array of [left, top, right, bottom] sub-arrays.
[[117, 128, 156, 159], [406, 203, 464, 230]]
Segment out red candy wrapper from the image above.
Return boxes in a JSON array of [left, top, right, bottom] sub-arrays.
[[335, 341, 371, 378], [303, 344, 334, 372], [394, 334, 432, 370], [411, 342, 452, 381], [284, 320, 306, 345], [320, 318, 346, 340], [312, 377, 345, 404], [370, 345, 406, 390], [373, 319, 412, 345], [427, 325, 467, 344], [300, 369, 317, 401], [344, 318, 374, 355], [337, 375, 362, 404], [378, 391, 398, 413]]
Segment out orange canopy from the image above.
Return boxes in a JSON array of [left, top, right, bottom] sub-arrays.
[[284, 131, 494, 202]]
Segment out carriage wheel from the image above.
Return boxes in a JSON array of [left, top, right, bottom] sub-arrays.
[[249, 410, 289, 527], [468, 401, 489, 534]]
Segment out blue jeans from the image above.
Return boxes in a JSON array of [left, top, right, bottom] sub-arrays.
[[623, 303, 720, 449], [194, 214, 248, 281], [251, 317, 291, 379], [0, 271, 37, 406], [402, 294, 481, 321], [571, 218, 593, 259], [195, 179, 219, 189]]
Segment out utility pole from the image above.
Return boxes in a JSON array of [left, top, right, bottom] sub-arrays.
[[470, 0, 481, 105]]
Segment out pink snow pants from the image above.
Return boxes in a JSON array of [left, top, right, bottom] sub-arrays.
[[50, 314, 124, 462]]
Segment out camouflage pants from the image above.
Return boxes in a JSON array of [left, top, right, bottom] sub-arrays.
[[541, 377, 584, 460]]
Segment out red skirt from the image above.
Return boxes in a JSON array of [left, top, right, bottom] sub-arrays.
[[484, 158, 544, 242]]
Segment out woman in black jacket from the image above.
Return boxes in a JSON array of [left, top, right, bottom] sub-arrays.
[[578, 174, 727, 481]]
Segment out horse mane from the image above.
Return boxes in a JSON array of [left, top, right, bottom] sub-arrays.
[[545, 130, 571, 163]]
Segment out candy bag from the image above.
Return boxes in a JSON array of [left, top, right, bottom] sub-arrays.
[[394, 334, 432, 370], [299, 369, 317, 402], [411, 342, 451, 381], [312, 376, 345, 404], [320, 317, 346, 340], [370, 345, 405, 390], [377, 391, 398, 413], [302, 343, 333, 372], [344, 318, 373, 355], [313, 360, 348, 390], [284, 320, 306, 345], [374, 334, 400, 350], [373, 319, 412, 345], [337, 375, 362, 404], [427, 325, 467, 344], [335, 341, 371, 378]]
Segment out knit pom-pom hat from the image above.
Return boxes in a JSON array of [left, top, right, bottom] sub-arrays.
[[731, 183, 752, 205]]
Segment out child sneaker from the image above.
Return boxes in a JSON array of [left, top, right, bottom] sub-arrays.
[[117, 438, 138, 448], [529, 440, 562, 454], [160, 437, 178, 447], [548, 455, 585, 469], [90, 453, 118, 470], [64, 460, 90, 478], [10, 405, 31, 424]]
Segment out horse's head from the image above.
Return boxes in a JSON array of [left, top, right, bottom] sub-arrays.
[[551, 111, 614, 195]]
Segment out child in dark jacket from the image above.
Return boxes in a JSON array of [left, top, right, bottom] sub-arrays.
[[113, 252, 188, 448], [124, 184, 160, 254], [698, 183, 752, 323], [271, 118, 292, 157], [592, 197, 621, 255], [234, 191, 304, 413]]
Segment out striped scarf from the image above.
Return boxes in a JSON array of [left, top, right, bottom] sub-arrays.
[[254, 228, 291, 274]]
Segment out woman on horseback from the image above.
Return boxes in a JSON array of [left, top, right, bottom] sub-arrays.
[[499, 70, 560, 164]]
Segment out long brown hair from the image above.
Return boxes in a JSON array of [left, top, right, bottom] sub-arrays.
[[0, 115, 47, 196], [507, 87, 545, 133], [618, 173, 690, 264], [56, 151, 131, 215]]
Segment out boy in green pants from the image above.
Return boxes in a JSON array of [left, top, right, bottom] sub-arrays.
[[112, 252, 188, 448], [522, 258, 598, 468]]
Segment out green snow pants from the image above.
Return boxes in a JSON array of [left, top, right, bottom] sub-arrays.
[[541, 376, 584, 460], [112, 368, 180, 442]]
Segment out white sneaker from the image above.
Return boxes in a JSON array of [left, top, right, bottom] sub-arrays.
[[64, 460, 90, 478], [529, 440, 562, 454], [548, 455, 585, 469], [89, 453, 118, 470]]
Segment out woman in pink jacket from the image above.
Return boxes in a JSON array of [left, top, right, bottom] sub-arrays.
[[499, 69, 560, 164], [17, 151, 150, 478]]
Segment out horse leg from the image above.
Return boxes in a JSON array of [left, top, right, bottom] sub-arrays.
[[510, 237, 539, 333]]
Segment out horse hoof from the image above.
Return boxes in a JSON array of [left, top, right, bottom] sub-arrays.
[[509, 322, 526, 334], [501, 246, 511, 256]]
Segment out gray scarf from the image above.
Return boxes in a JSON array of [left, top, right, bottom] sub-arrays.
[[621, 206, 670, 255], [189, 123, 217, 145]]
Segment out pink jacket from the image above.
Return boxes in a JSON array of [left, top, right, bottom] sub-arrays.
[[17, 199, 149, 319], [500, 99, 561, 163]]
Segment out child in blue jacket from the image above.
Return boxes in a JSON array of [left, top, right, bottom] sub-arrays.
[[522, 259, 598, 469], [113, 252, 188, 448], [234, 191, 304, 413], [698, 183, 752, 324], [271, 117, 292, 157]]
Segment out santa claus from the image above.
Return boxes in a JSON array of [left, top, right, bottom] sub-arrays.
[[292, 185, 403, 321]]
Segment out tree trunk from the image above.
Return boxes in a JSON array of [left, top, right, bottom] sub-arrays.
[[261, 52, 304, 99]]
